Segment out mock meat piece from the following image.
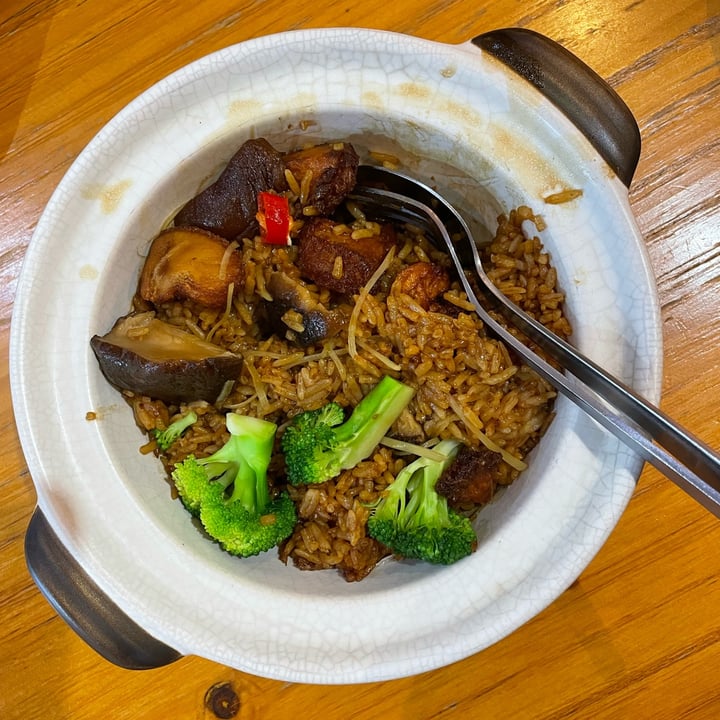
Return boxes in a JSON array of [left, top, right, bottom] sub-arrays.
[[389, 261, 450, 309], [435, 444, 502, 508], [283, 142, 359, 215], [297, 217, 395, 295]]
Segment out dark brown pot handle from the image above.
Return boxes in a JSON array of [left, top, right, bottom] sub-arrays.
[[25, 508, 182, 669], [473, 28, 641, 187]]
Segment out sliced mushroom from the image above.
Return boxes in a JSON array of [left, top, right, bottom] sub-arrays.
[[297, 217, 396, 295], [173, 138, 288, 240], [138, 226, 243, 309], [283, 142, 359, 215], [90, 312, 243, 403], [263, 271, 347, 347]]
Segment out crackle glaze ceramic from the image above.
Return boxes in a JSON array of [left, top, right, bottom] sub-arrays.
[[10, 28, 661, 683]]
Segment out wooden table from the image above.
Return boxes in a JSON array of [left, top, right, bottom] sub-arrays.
[[2, 0, 719, 717]]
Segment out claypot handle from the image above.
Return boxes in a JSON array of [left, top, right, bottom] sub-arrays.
[[473, 28, 640, 187], [24, 508, 182, 669]]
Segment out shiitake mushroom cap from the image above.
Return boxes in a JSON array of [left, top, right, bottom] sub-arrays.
[[139, 226, 243, 309], [90, 312, 243, 404]]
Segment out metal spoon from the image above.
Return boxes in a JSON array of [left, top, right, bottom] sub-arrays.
[[348, 165, 720, 516]]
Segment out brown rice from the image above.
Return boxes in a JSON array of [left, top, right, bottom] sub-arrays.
[[127, 198, 570, 581]]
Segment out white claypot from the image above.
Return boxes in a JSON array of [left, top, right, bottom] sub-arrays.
[[10, 27, 661, 683]]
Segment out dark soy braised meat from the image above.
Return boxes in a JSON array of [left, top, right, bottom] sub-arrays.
[[435, 444, 502, 509], [284, 142, 359, 215], [389, 261, 450, 309], [174, 138, 288, 240], [297, 218, 396, 295]]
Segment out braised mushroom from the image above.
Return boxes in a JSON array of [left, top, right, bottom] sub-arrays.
[[173, 138, 288, 240], [263, 271, 347, 346], [139, 226, 243, 309], [90, 312, 243, 404]]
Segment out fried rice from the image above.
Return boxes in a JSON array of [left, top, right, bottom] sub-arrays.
[[126, 199, 571, 582]]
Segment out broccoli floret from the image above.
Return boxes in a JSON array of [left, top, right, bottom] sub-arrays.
[[200, 483, 297, 558], [171, 454, 207, 517], [153, 410, 198, 451], [171, 412, 296, 557], [281, 375, 415, 485], [367, 439, 477, 565]]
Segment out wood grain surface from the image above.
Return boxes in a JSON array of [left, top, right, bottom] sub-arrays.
[[1, 0, 719, 718]]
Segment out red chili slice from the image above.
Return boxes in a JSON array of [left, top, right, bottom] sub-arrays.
[[257, 191, 291, 245]]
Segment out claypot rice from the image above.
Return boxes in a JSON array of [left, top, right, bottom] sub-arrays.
[[94, 140, 571, 582]]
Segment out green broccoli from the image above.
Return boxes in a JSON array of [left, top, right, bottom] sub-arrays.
[[153, 410, 198, 451], [170, 453, 207, 517], [367, 439, 478, 565], [281, 375, 415, 485], [171, 412, 296, 557]]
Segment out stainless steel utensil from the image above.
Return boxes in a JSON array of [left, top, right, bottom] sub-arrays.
[[349, 165, 720, 516]]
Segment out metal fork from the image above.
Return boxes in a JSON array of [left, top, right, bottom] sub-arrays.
[[348, 165, 720, 516]]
